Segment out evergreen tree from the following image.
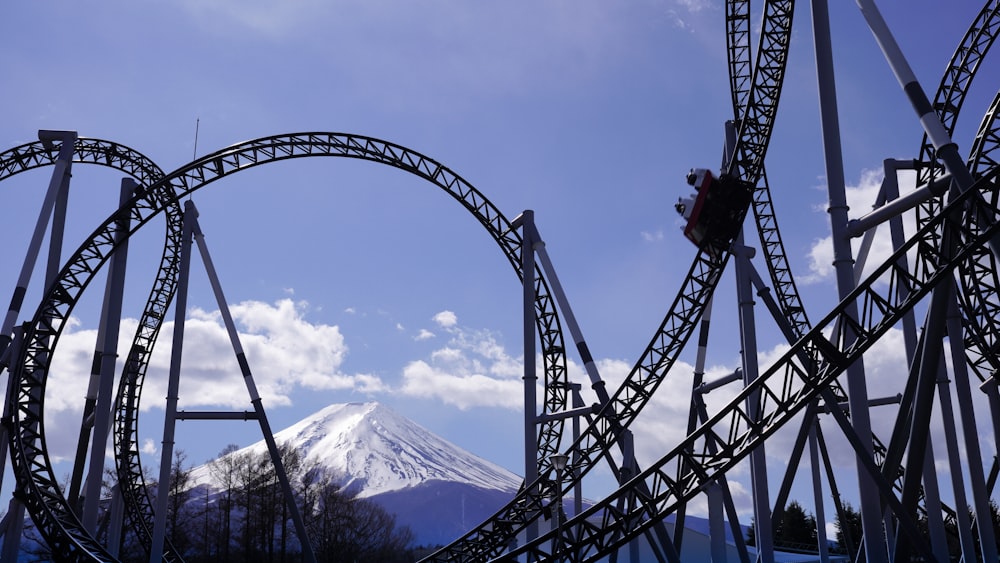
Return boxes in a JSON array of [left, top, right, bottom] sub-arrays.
[[834, 501, 861, 559], [774, 501, 817, 549], [745, 500, 819, 552]]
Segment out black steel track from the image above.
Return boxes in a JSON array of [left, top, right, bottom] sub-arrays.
[[0, 136, 183, 560], [915, 2, 1000, 228], [949, 8, 1000, 384], [726, 0, 811, 342], [8, 133, 571, 561], [10, 1, 995, 560], [958, 94, 1000, 383], [507, 163, 1000, 562], [424, 1, 793, 561]]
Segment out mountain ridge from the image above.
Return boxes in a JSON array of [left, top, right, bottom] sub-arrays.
[[187, 401, 522, 546]]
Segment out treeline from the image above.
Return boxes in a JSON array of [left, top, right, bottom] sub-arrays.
[[748, 499, 1000, 559], [111, 444, 418, 562]]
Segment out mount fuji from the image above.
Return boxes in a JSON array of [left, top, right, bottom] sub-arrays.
[[189, 401, 522, 546]]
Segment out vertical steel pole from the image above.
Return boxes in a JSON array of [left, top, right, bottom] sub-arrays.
[[919, 442, 950, 562], [946, 291, 998, 562], [932, 349, 977, 559], [569, 384, 583, 517], [881, 161, 951, 557], [810, 1, 886, 559], [0, 131, 77, 348], [705, 482, 727, 563], [679, 297, 713, 552], [149, 198, 195, 563], [0, 131, 76, 563], [520, 210, 539, 553], [106, 484, 125, 558], [734, 237, 773, 563], [807, 422, 829, 562], [881, 160, 920, 358], [81, 179, 134, 533], [891, 284, 952, 562]]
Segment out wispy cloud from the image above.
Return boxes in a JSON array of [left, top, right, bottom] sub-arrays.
[[641, 229, 665, 242], [802, 167, 917, 285], [399, 320, 523, 409]]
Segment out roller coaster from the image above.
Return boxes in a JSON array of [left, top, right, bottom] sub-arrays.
[[0, 0, 998, 561]]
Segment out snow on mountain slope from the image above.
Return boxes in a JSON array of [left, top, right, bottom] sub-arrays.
[[190, 401, 522, 498]]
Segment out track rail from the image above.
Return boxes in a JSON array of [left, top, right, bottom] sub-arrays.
[[0, 137, 163, 189], [0, 136, 182, 560], [726, 0, 811, 346], [9, 133, 571, 561], [424, 1, 793, 560], [508, 162, 1000, 562], [915, 2, 1000, 227], [958, 93, 1000, 383]]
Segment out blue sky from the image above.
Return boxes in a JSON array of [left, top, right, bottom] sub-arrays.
[[2, 0, 998, 533]]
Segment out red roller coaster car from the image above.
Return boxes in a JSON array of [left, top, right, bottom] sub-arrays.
[[675, 168, 753, 250]]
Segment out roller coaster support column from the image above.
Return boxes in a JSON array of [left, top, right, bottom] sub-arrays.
[[807, 422, 829, 562], [569, 384, 583, 516], [681, 297, 727, 558], [855, 3, 998, 561], [0, 130, 76, 563], [202, 200, 317, 561], [945, 290, 998, 561], [872, 160, 919, 358], [855, 0, 975, 194], [871, 160, 953, 559], [844, 159, 953, 558], [811, 1, 887, 560], [521, 211, 677, 562], [522, 215, 611, 407], [150, 197, 196, 563], [931, 316, 978, 559], [0, 130, 76, 353], [76, 179, 135, 535], [518, 209, 541, 553], [733, 236, 773, 563]]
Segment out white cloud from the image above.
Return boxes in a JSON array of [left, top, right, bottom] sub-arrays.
[[142, 439, 157, 456], [400, 360, 523, 410], [400, 321, 526, 409], [40, 299, 386, 461], [433, 310, 458, 328], [415, 329, 435, 341], [803, 168, 918, 285]]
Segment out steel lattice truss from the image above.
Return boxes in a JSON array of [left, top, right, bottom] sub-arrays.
[[958, 96, 1000, 384], [0, 137, 174, 559], [508, 166, 1000, 561], [7, 133, 574, 561], [424, 1, 794, 561], [916, 1, 1000, 224], [2, 1, 1000, 561]]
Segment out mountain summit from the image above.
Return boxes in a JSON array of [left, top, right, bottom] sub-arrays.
[[190, 401, 522, 546], [251, 401, 522, 496]]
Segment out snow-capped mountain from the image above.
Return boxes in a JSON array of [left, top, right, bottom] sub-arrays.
[[189, 401, 523, 546], [192, 401, 521, 497]]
